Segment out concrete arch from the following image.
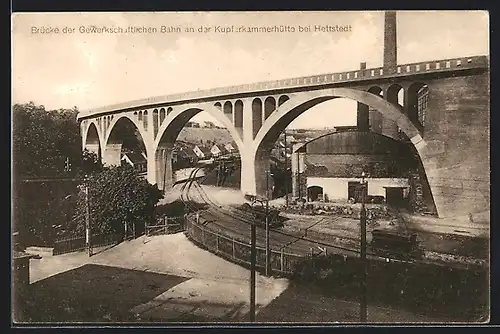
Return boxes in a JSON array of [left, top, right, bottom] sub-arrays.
[[82, 119, 104, 153], [104, 114, 150, 152], [153, 102, 244, 154], [386, 83, 404, 104], [367, 86, 383, 96], [406, 82, 428, 131], [254, 87, 424, 157]]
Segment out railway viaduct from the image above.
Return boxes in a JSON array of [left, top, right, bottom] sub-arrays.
[[77, 12, 490, 219]]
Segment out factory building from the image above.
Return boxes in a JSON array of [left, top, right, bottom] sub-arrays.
[[291, 126, 436, 214]]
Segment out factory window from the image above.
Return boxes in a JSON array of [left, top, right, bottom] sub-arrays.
[[417, 86, 429, 127]]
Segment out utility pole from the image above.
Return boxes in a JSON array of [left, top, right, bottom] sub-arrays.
[[64, 157, 71, 173], [359, 171, 368, 322], [265, 171, 271, 276], [284, 131, 289, 207], [163, 148, 167, 193], [250, 222, 256, 322], [296, 152, 301, 200], [84, 183, 92, 257]]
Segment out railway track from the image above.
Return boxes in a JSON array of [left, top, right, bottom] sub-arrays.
[[176, 167, 487, 269], [179, 169, 404, 260]]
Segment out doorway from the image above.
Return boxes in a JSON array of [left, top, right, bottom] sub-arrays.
[[307, 186, 323, 202], [385, 187, 406, 208], [348, 181, 363, 203]]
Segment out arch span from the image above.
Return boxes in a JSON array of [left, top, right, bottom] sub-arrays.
[[104, 115, 148, 168], [82, 120, 104, 156], [154, 102, 244, 154], [104, 114, 149, 152], [152, 103, 244, 192], [244, 87, 429, 206], [254, 87, 424, 156]]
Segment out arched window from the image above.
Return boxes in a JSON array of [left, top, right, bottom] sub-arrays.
[[417, 85, 429, 127]]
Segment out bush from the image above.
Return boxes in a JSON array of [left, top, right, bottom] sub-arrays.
[[15, 180, 80, 247], [69, 166, 163, 237]]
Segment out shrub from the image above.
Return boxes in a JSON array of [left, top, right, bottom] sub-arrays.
[[69, 165, 163, 237]]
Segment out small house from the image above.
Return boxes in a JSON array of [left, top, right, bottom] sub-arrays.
[[193, 145, 212, 160], [210, 144, 222, 157], [224, 143, 235, 153], [121, 152, 147, 174]]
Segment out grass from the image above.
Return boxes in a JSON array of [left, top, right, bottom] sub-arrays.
[[14, 264, 189, 323], [256, 281, 482, 323]]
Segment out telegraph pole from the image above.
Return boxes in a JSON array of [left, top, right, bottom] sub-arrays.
[[265, 171, 271, 276], [359, 171, 368, 322], [84, 183, 92, 257], [250, 222, 256, 322], [284, 131, 289, 207], [296, 152, 301, 200]]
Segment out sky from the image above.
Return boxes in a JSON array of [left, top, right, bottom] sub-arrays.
[[12, 11, 489, 129]]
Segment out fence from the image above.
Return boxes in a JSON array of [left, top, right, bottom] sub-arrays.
[[53, 233, 123, 255], [145, 216, 185, 236], [184, 214, 305, 275]]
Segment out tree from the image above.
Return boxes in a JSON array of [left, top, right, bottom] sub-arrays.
[[12, 102, 103, 179], [12, 102, 105, 247], [69, 165, 163, 237]]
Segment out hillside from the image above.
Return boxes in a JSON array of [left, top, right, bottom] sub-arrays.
[[177, 127, 234, 146], [175, 127, 338, 148]]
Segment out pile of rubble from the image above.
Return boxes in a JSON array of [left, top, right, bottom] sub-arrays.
[[424, 250, 487, 268], [277, 202, 392, 221]]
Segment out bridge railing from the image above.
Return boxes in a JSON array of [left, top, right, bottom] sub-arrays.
[[79, 55, 488, 118], [184, 214, 304, 275], [145, 215, 185, 236], [53, 233, 122, 255]]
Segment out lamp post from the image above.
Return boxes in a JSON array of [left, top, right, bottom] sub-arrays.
[[265, 170, 271, 276], [250, 221, 256, 322], [84, 180, 92, 257], [359, 171, 368, 322], [284, 130, 289, 207]]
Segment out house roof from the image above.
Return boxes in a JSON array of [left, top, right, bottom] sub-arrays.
[[198, 146, 212, 156], [122, 152, 146, 164], [177, 148, 198, 159]]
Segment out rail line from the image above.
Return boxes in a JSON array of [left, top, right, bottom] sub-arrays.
[[177, 167, 487, 269], [181, 169, 386, 258]]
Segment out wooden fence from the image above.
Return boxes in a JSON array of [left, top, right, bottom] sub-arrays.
[[53, 233, 123, 255], [145, 216, 185, 236], [184, 214, 305, 275]]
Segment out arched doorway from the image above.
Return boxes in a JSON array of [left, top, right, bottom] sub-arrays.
[[307, 185, 323, 202]]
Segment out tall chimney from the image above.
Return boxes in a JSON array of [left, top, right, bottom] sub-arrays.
[[383, 11, 397, 72]]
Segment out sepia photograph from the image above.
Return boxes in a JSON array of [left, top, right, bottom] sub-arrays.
[[11, 10, 490, 325]]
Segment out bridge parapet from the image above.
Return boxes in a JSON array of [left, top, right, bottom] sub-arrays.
[[78, 55, 488, 119]]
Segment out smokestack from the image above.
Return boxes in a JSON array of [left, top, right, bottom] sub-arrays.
[[360, 62, 367, 70], [383, 11, 397, 72]]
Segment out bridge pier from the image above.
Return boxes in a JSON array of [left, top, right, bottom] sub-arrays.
[[84, 143, 100, 157], [151, 145, 173, 192], [102, 143, 122, 167], [240, 151, 273, 200], [417, 74, 490, 218], [369, 107, 383, 134]]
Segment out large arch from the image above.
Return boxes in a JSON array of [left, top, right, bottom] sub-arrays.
[[81, 120, 104, 155], [247, 87, 429, 204], [152, 102, 244, 191], [104, 115, 148, 167], [104, 114, 149, 152], [254, 87, 424, 155], [405, 81, 428, 133], [154, 102, 244, 154]]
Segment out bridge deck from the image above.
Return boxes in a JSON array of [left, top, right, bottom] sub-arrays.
[[78, 55, 488, 119]]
